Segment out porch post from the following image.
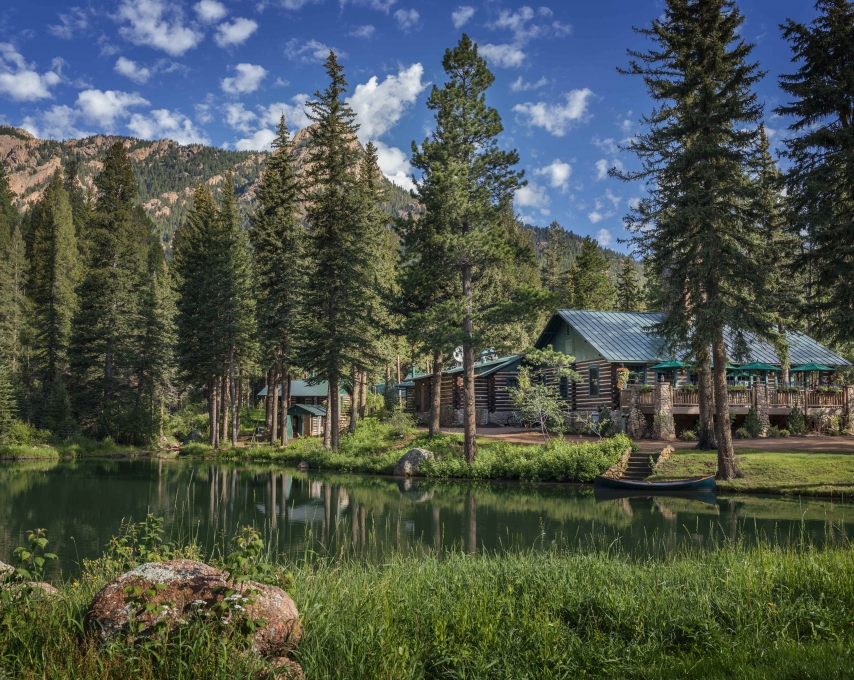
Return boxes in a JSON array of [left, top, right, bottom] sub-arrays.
[[754, 383, 770, 437], [653, 384, 676, 441]]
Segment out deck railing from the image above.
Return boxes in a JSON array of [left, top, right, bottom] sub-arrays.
[[807, 390, 844, 407], [621, 385, 848, 410], [673, 388, 699, 405], [771, 390, 804, 407]]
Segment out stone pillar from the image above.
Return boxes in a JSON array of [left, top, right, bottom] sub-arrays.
[[845, 386, 854, 435], [754, 383, 770, 436], [653, 384, 676, 441]]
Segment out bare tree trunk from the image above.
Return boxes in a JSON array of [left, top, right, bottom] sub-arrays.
[[265, 367, 274, 431], [209, 379, 217, 447], [359, 370, 367, 420], [280, 369, 290, 447], [270, 363, 279, 445], [696, 351, 716, 450], [462, 262, 477, 464], [396, 355, 402, 409], [330, 371, 341, 449], [349, 365, 358, 433], [220, 373, 229, 447], [712, 330, 741, 480], [429, 350, 443, 437], [323, 383, 332, 449], [230, 348, 239, 448]]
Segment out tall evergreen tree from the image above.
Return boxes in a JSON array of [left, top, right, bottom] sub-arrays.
[[617, 257, 645, 312], [250, 116, 305, 446], [0, 223, 26, 377], [571, 236, 616, 310], [298, 52, 385, 450], [410, 36, 543, 463], [540, 220, 571, 306], [617, 0, 772, 480], [776, 0, 854, 345], [63, 160, 89, 239], [0, 163, 18, 250], [0, 362, 16, 443]]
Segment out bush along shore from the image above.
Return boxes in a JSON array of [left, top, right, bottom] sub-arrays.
[[2, 517, 854, 679], [184, 420, 633, 483]]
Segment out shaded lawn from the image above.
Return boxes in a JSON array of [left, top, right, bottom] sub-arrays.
[[649, 449, 854, 498]]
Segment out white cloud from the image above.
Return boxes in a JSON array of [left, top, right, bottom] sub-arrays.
[[534, 160, 571, 191], [349, 25, 376, 38], [604, 189, 621, 208], [491, 6, 571, 43], [235, 128, 277, 151], [285, 38, 344, 64], [596, 228, 611, 246], [510, 75, 548, 92], [479, 43, 526, 68], [76, 89, 149, 127], [259, 96, 312, 130], [214, 18, 259, 47], [0, 44, 61, 102], [223, 102, 257, 132], [452, 6, 475, 28], [592, 136, 618, 155], [280, 0, 324, 8], [628, 197, 641, 210], [340, 0, 398, 12], [394, 9, 420, 31], [116, 0, 204, 56], [515, 181, 550, 213], [48, 7, 89, 39], [221, 63, 267, 94], [588, 211, 604, 224], [194, 0, 228, 23], [347, 63, 426, 140], [373, 140, 414, 191], [513, 88, 594, 136], [21, 105, 89, 139], [595, 159, 608, 181], [114, 57, 152, 84], [127, 108, 210, 144]]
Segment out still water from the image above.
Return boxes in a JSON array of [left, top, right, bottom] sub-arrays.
[[1, 457, 851, 578]]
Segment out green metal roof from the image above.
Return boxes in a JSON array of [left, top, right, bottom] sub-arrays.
[[287, 404, 327, 417], [439, 355, 522, 378], [257, 380, 346, 398], [535, 311, 851, 367]]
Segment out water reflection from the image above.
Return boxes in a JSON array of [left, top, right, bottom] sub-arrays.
[[0, 457, 850, 578]]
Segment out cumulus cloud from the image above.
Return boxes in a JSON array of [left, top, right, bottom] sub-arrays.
[[534, 160, 571, 191], [223, 102, 257, 132], [221, 63, 267, 94], [373, 140, 414, 191], [340, 0, 398, 12], [394, 9, 420, 31], [21, 105, 89, 139], [76, 89, 150, 127], [513, 88, 594, 136], [349, 25, 376, 38], [592, 136, 618, 155], [116, 0, 204, 56], [194, 0, 228, 23], [510, 75, 548, 92], [479, 44, 526, 68], [596, 228, 611, 246], [259, 96, 313, 130], [515, 181, 550, 214], [285, 38, 344, 64], [48, 7, 90, 39], [347, 63, 426, 140], [452, 6, 476, 28], [128, 109, 210, 144], [588, 211, 604, 224], [231, 95, 313, 151], [214, 18, 259, 47], [0, 44, 62, 102], [280, 0, 324, 8], [595, 158, 624, 181], [234, 128, 276, 151], [114, 57, 152, 84]]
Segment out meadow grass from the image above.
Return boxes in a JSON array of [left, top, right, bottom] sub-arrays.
[[0, 438, 144, 461], [650, 449, 854, 498], [2, 533, 854, 679]]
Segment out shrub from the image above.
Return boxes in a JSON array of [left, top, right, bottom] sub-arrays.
[[767, 425, 781, 438], [734, 427, 751, 439], [727, 384, 748, 392], [387, 408, 416, 439], [787, 406, 807, 435], [5, 420, 50, 446], [638, 385, 654, 393], [743, 406, 762, 438], [779, 428, 790, 437], [597, 406, 616, 438], [679, 430, 698, 442]]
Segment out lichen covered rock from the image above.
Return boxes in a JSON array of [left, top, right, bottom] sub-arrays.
[[393, 448, 434, 477]]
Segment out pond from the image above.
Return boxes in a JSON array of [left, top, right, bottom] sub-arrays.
[[1, 457, 851, 579]]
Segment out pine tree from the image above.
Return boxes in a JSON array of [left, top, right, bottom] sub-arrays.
[[298, 52, 385, 450], [63, 160, 89, 239], [540, 220, 571, 306], [776, 0, 854, 344], [0, 163, 18, 251], [617, 257, 645, 312], [250, 116, 305, 446], [572, 236, 616, 310], [617, 0, 772, 480], [0, 225, 26, 378], [0, 362, 16, 443], [409, 36, 546, 463]]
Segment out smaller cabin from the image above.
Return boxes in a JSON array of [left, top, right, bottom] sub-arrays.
[[257, 380, 351, 437]]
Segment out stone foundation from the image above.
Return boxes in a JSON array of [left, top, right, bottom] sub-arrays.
[[653, 384, 676, 441]]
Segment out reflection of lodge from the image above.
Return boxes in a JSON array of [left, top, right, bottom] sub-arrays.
[[535, 311, 851, 435]]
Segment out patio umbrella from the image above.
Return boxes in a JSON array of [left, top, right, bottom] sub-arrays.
[[649, 360, 686, 369], [738, 362, 781, 371], [790, 363, 836, 372]]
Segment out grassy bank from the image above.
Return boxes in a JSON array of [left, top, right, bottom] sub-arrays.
[[186, 420, 632, 483], [0, 438, 146, 460], [650, 449, 854, 498], [2, 538, 854, 678]]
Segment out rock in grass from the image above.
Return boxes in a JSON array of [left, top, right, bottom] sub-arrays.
[[0, 560, 58, 595], [183, 429, 202, 444], [393, 448, 434, 477], [84, 559, 301, 655], [268, 657, 305, 679]]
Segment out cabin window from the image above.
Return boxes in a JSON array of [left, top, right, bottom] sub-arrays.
[[589, 365, 600, 397], [559, 376, 569, 398], [506, 376, 519, 390], [626, 364, 647, 385]]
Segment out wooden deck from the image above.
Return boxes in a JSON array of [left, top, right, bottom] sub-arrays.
[[620, 388, 847, 414]]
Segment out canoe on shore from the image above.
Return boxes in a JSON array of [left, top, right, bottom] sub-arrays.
[[594, 474, 716, 492]]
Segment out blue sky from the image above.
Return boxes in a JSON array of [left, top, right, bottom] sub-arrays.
[[0, 0, 819, 251]]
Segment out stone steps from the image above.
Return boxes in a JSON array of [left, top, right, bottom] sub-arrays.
[[621, 451, 660, 480]]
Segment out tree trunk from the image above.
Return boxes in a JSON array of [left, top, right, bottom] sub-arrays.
[[429, 350, 443, 437], [323, 383, 332, 449], [359, 370, 367, 419], [462, 262, 477, 464], [330, 371, 341, 449], [712, 330, 741, 480], [349, 365, 358, 433], [229, 348, 238, 448], [270, 363, 279, 445], [396, 355, 402, 409], [220, 373, 229, 447], [265, 367, 274, 432], [696, 351, 717, 450], [280, 369, 290, 447], [208, 379, 216, 447], [467, 491, 477, 556]]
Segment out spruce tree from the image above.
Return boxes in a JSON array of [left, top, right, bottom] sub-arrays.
[[250, 116, 304, 446], [63, 160, 89, 239], [0, 362, 16, 443], [617, 0, 772, 480], [776, 0, 854, 344], [540, 221, 571, 307], [299, 52, 384, 450], [616, 258, 645, 312], [572, 236, 616, 310], [410, 36, 544, 462], [0, 223, 26, 377], [0, 163, 18, 250]]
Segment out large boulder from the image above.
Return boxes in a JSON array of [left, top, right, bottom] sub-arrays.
[[393, 448, 433, 477], [85, 559, 301, 655], [183, 429, 202, 444]]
